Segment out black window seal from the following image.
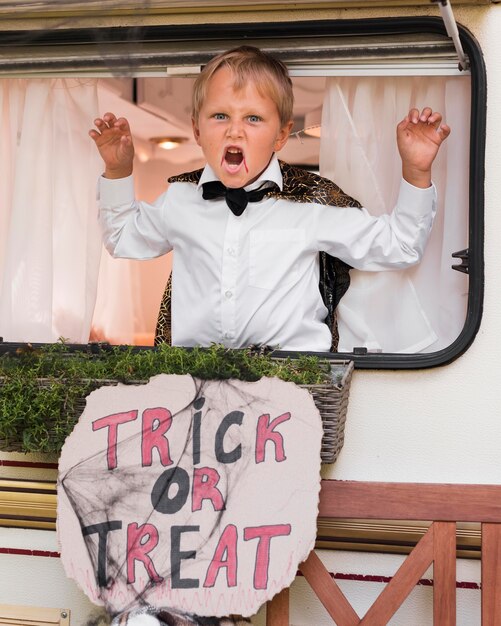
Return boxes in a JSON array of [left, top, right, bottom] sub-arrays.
[[0, 16, 485, 370]]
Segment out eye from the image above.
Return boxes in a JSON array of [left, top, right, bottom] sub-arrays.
[[213, 113, 227, 121], [247, 115, 262, 123]]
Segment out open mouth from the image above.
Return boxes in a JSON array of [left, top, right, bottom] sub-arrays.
[[222, 147, 248, 172], [225, 147, 243, 165]]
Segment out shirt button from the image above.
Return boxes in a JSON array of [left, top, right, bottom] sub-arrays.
[[225, 290, 233, 299], [227, 247, 235, 256]]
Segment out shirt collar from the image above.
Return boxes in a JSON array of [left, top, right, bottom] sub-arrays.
[[197, 154, 283, 192]]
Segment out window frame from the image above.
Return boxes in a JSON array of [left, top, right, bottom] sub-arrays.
[[0, 16, 486, 369]]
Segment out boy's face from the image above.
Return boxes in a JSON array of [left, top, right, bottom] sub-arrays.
[[192, 67, 293, 188]]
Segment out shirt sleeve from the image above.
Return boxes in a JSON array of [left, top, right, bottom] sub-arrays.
[[97, 175, 172, 259], [316, 178, 437, 270]]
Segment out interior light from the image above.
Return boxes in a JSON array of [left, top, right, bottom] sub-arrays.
[[149, 136, 188, 150], [303, 107, 322, 138]]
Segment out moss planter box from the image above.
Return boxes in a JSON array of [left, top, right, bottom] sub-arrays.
[[0, 344, 353, 463]]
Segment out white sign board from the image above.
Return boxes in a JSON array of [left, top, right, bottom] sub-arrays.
[[58, 375, 323, 617]]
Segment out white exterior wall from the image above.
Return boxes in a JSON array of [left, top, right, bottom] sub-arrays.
[[0, 528, 105, 624], [1, 3, 500, 625]]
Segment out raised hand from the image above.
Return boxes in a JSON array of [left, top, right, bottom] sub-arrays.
[[397, 107, 451, 188], [89, 112, 135, 179]]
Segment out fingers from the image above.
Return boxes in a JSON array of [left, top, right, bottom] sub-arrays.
[[407, 107, 441, 125], [398, 107, 450, 140], [437, 123, 451, 140], [89, 113, 131, 138]]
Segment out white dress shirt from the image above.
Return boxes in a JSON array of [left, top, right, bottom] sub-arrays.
[[98, 155, 436, 351]]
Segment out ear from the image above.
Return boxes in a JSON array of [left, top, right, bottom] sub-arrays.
[[192, 117, 201, 146], [274, 120, 294, 152]]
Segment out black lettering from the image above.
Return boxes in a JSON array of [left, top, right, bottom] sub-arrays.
[[82, 520, 122, 587], [171, 525, 200, 589], [215, 410, 243, 464], [192, 396, 205, 465], [151, 467, 190, 514]]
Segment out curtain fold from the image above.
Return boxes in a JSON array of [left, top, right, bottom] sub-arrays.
[[0, 78, 102, 343], [319, 75, 470, 353]]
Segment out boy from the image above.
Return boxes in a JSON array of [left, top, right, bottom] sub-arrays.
[[91, 46, 450, 352]]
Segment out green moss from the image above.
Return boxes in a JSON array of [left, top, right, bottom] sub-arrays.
[[0, 343, 332, 454]]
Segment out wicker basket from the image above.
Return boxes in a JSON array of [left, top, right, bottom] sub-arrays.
[[303, 360, 354, 463], [0, 361, 353, 463]]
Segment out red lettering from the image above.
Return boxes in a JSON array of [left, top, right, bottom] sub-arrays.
[[255, 412, 291, 464], [244, 524, 291, 589], [203, 524, 238, 588], [92, 410, 138, 470], [141, 407, 173, 467], [192, 467, 225, 512], [126, 522, 163, 585]]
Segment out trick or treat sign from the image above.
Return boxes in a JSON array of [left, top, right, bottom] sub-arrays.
[[57, 374, 323, 617]]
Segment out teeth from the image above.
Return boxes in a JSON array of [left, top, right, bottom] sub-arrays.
[[227, 148, 242, 154]]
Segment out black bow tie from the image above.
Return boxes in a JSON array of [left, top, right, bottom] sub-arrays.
[[202, 180, 278, 216]]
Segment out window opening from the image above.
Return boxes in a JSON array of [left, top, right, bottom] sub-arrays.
[[0, 18, 485, 368]]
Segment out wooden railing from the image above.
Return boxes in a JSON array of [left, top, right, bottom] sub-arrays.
[[266, 480, 501, 625]]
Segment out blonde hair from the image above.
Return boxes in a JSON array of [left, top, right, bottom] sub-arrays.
[[192, 46, 293, 127]]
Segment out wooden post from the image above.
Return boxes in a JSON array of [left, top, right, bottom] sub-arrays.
[[266, 587, 289, 626], [433, 521, 456, 625], [482, 523, 501, 626], [360, 525, 435, 625], [300, 551, 360, 626]]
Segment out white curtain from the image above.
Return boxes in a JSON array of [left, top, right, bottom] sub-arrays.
[[319, 75, 470, 353], [90, 144, 178, 347], [0, 78, 103, 343]]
